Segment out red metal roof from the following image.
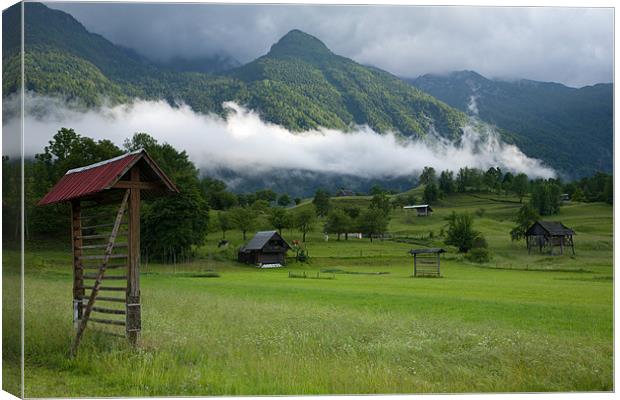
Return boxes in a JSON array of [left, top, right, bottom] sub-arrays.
[[38, 150, 177, 206]]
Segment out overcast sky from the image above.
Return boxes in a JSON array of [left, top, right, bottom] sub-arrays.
[[48, 2, 613, 87]]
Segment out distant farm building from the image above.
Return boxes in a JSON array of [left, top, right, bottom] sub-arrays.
[[410, 248, 445, 277], [560, 193, 570, 202], [525, 221, 575, 255], [403, 204, 433, 216], [238, 230, 291, 265], [336, 189, 355, 197]]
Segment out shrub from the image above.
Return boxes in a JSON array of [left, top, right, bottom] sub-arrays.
[[466, 247, 491, 263]]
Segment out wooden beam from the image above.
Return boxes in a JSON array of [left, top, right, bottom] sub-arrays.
[[127, 166, 141, 345], [112, 181, 163, 190]]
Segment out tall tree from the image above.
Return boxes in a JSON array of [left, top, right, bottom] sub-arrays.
[[444, 212, 482, 253], [217, 211, 232, 239], [324, 208, 351, 240], [268, 207, 290, 234], [295, 206, 316, 242], [512, 173, 529, 203], [438, 170, 455, 195], [510, 203, 539, 241], [423, 182, 439, 203], [358, 208, 390, 242], [419, 166, 437, 185], [230, 206, 257, 241], [312, 189, 331, 217]]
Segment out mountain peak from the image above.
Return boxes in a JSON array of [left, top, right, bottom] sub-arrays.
[[268, 29, 333, 59]]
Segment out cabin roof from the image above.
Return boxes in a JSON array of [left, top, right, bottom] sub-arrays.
[[38, 149, 178, 206], [241, 230, 291, 251], [409, 248, 446, 254], [403, 204, 433, 210], [527, 221, 575, 236]]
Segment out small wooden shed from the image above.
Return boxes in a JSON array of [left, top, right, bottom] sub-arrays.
[[525, 221, 575, 255], [238, 230, 291, 265], [38, 149, 178, 353], [403, 204, 433, 216], [410, 248, 445, 277]]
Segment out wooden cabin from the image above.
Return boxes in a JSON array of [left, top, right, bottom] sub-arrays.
[[238, 231, 291, 265], [525, 221, 575, 255], [410, 248, 445, 277], [403, 204, 433, 216], [38, 149, 179, 353]]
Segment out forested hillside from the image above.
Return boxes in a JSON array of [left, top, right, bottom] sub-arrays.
[[410, 71, 613, 177]]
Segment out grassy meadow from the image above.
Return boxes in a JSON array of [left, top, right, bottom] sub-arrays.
[[4, 190, 613, 396]]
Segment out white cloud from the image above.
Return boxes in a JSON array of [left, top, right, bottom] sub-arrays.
[[4, 93, 555, 179]]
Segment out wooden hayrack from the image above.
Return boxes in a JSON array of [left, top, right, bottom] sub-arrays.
[[38, 150, 178, 354], [409, 248, 445, 277]]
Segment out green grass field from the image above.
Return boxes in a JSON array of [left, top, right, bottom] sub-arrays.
[[4, 192, 613, 396]]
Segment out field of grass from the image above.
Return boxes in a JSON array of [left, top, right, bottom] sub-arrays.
[[4, 192, 613, 396]]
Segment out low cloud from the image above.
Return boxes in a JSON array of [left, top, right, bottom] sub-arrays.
[[4, 93, 555, 179]]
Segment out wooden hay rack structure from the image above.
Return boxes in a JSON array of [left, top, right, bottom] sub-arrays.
[[409, 248, 445, 277], [38, 150, 178, 354]]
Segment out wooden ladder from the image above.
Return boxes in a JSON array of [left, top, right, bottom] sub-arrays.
[[71, 190, 130, 355]]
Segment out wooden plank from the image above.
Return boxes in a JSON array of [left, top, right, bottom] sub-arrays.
[[80, 286, 127, 291], [82, 264, 127, 270], [90, 318, 126, 326], [90, 306, 126, 315], [83, 274, 127, 280], [71, 190, 130, 356], [112, 180, 163, 190], [82, 222, 127, 230], [97, 296, 126, 303], [127, 166, 141, 345], [79, 243, 128, 250], [79, 254, 128, 260]]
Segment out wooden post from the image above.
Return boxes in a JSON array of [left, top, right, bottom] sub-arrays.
[[413, 254, 417, 277], [71, 201, 84, 330], [127, 166, 141, 345], [437, 253, 440, 276]]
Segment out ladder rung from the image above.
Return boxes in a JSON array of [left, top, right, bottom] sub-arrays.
[[97, 296, 126, 303], [81, 286, 126, 291], [79, 243, 128, 250], [79, 254, 128, 260], [90, 306, 126, 315], [102, 332, 126, 339], [82, 222, 127, 230], [90, 318, 126, 326], [77, 234, 109, 240], [82, 264, 127, 270], [83, 274, 127, 280]]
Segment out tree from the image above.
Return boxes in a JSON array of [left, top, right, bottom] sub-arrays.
[[324, 208, 351, 240], [484, 167, 502, 194], [230, 206, 257, 240], [423, 182, 439, 203], [419, 166, 437, 185], [294, 197, 302, 205], [268, 207, 290, 234], [141, 186, 210, 262], [510, 203, 539, 241], [200, 177, 237, 210], [444, 212, 481, 253], [255, 189, 277, 203], [312, 189, 331, 217], [530, 181, 561, 216], [295, 206, 316, 242], [217, 211, 232, 239], [369, 190, 391, 216], [512, 173, 529, 203], [277, 193, 291, 207], [358, 208, 390, 242], [438, 170, 455, 195], [502, 172, 514, 196]]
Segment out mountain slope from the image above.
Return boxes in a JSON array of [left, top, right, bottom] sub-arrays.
[[409, 71, 613, 177], [228, 30, 467, 138]]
